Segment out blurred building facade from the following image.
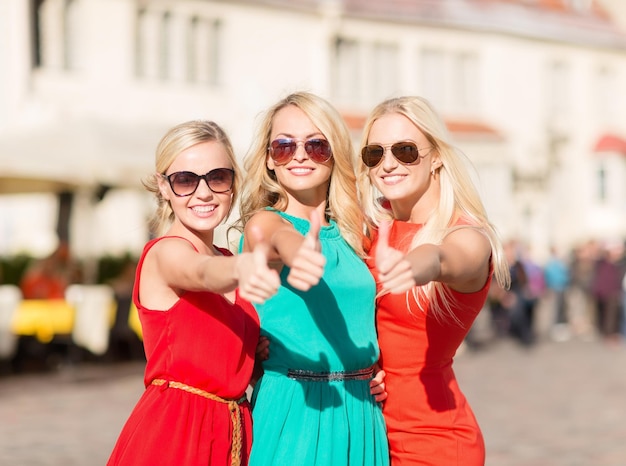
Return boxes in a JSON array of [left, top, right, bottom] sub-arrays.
[[1, 0, 625, 262]]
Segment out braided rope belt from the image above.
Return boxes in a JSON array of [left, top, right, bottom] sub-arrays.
[[151, 379, 247, 466], [287, 366, 374, 382]]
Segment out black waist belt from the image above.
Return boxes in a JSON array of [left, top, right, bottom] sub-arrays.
[[287, 366, 374, 382]]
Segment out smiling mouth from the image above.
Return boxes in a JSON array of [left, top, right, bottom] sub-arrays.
[[381, 175, 405, 184], [191, 205, 216, 213], [288, 167, 314, 175]]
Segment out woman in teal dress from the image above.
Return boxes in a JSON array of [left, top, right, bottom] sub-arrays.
[[237, 92, 389, 466]]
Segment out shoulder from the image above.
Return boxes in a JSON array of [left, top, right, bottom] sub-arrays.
[[446, 225, 490, 252], [245, 209, 292, 233], [242, 209, 296, 252], [145, 236, 198, 262], [439, 226, 492, 292], [150, 235, 197, 250]]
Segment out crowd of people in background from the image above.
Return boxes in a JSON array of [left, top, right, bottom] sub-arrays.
[[481, 238, 626, 350]]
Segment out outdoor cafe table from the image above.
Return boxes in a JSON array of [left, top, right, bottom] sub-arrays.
[[11, 298, 143, 345], [11, 299, 75, 343]]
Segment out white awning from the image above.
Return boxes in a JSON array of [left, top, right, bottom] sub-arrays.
[[0, 118, 168, 193]]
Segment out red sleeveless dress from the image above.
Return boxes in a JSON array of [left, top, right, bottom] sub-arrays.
[[107, 237, 260, 466], [367, 220, 490, 466]]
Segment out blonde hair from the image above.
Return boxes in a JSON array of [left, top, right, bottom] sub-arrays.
[[237, 91, 366, 257], [143, 120, 242, 237], [356, 96, 510, 319]]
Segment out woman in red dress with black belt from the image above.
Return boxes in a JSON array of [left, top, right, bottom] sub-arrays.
[[356, 96, 510, 466], [107, 120, 279, 466]]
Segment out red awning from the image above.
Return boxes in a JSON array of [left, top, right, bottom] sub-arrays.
[[593, 134, 626, 154], [341, 112, 503, 140]]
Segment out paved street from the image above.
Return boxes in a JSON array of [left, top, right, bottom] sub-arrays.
[[456, 338, 626, 466], [0, 337, 625, 465]]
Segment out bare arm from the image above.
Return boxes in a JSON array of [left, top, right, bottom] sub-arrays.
[[151, 237, 245, 293], [376, 221, 491, 295], [142, 235, 279, 308], [243, 210, 326, 291]]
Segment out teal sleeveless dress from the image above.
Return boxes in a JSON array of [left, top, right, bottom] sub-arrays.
[[245, 211, 389, 466]]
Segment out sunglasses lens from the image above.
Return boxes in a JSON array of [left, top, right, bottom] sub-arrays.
[[361, 142, 422, 167], [304, 139, 332, 163], [270, 139, 297, 164], [361, 145, 385, 167], [207, 168, 234, 193], [170, 172, 200, 196], [167, 169, 234, 196], [391, 142, 419, 164], [270, 138, 332, 164]]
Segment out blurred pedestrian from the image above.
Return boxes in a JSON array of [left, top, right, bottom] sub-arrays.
[[106, 258, 144, 362], [621, 271, 626, 340], [485, 279, 512, 339], [107, 120, 279, 466], [567, 241, 597, 339], [591, 243, 624, 346], [505, 241, 536, 347], [544, 245, 570, 342], [20, 242, 72, 300]]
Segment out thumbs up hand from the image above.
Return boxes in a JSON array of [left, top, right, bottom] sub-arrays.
[[375, 220, 416, 295], [237, 226, 280, 304], [286, 210, 326, 291]]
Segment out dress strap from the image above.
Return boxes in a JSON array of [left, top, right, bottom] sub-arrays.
[[151, 379, 247, 466]]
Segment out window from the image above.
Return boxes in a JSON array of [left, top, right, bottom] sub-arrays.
[[30, 0, 45, 68], [370, 43, 398, 102], [420, 48, 445, 108], [136, 7, 221, 85], [597, 163, 606, 202], [594, 65, 617, 124], [34, 0, 69, 69], [333, 37, 360, 104], [32, 0, 79, 70], [451, 52, 479, 112], [546, 60, 570, 118], [159, 12, 172, 80], [136, 9, 161, 79], [63, 0, 81, 70], [188, 17, 221, 85]]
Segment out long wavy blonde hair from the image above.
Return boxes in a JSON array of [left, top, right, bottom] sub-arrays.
[[143, 120, 242, 237], [356, 96, 510, 320], [237, 91, 366, 257]]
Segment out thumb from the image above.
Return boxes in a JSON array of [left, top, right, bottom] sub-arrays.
[[376, 219, 392, 267], [250, 225, 270, 268], [303, 210, 322, 251]]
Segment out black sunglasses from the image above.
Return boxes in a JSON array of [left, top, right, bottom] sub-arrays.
[[163, 168, 234, 197], [268, 138, 332, 165], [361, 141, 432, 168]]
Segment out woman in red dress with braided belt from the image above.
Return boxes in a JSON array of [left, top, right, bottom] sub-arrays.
[[107, 120, 279, 466], [356, 96, 510, 466]]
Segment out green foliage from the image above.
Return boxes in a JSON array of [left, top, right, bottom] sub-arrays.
[[0, 255, 33, 286], [97, 253, 137, 284]]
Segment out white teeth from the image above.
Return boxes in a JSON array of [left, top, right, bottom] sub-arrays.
[[290, 168, 313, 174], [192, 205, 216, 213], [383, 175, 404, 183]]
